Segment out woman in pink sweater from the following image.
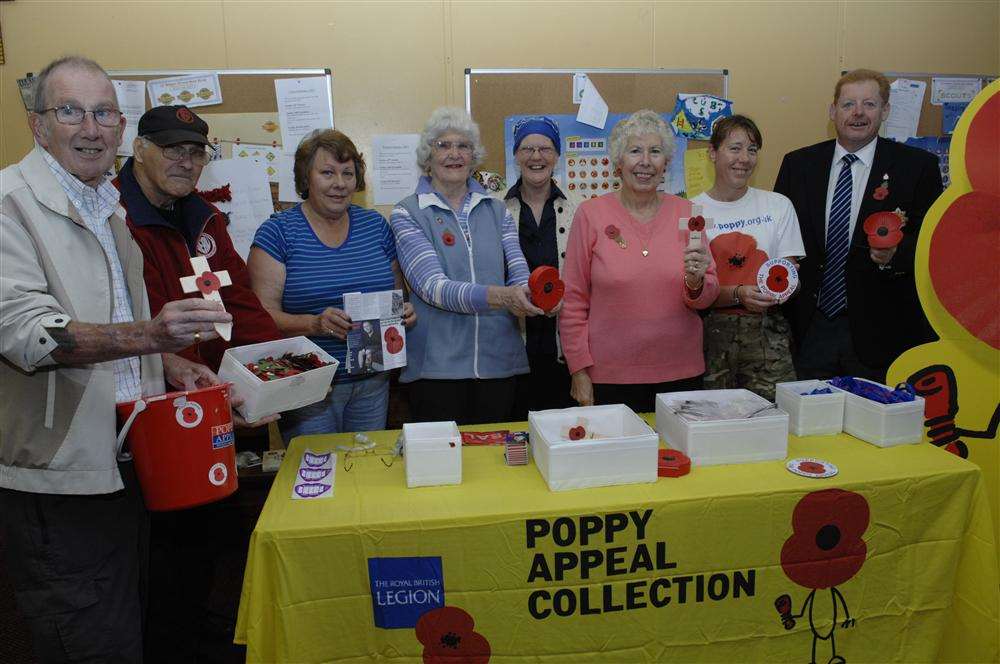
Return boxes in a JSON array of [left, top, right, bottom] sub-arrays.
[[560, 110, 719, 412]]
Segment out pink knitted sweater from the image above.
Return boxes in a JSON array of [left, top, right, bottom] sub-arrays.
[[559, 193, 719, 384]]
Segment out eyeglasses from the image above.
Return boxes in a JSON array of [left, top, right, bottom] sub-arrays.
[[156, 143, 211, 165], [40, 105, 122, 127], [517, 145, 556, 157], [433, 140, 474, 154]]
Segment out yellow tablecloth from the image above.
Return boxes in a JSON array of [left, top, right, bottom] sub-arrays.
[[235, 422, 999, 663]]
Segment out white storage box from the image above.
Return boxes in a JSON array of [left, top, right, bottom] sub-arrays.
[[775, 380, 846, 436], [402, 421, 462, 488], [838, 378, 925, 447], [655, 389, 788, 466], [218, 336, 338, 423], [528, 405, 659, 492]]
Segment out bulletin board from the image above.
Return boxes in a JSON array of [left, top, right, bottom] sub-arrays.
[[883, 71, 995, 137], [466, 68, 728, 176]]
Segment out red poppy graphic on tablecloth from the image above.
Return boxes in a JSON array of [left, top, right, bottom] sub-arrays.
[[863, 210, 906, 249], [415, 606, 491, 664], [442, 231, 456, 247], [196, 271, 222, 296], [766, 264, 790, 294], [688, 215, 705, 232], [709, 232, 768, 286], [781, 488, 869, 590]]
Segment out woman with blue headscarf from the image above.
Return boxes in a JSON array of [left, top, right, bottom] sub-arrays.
[[504, 117, 583, 416]]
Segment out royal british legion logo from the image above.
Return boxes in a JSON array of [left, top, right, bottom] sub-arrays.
[[367, 556, 444, 628]]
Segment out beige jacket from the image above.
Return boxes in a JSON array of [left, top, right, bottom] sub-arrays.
[[0, 146, 164, 495]]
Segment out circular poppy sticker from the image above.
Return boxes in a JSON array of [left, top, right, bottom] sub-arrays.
[[756, 257, 799, 303], [786, 457, 838, 478]]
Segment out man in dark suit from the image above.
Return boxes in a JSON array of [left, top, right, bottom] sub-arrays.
[[775, 68, 942, 381]]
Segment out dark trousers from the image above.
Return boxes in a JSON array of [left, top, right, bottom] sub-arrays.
[[0, 462, 148, 664], [794, 312, 884, 382], [513, 353, 574, 419], [594, 375, 704, 414], [408, 377, 518, 425]]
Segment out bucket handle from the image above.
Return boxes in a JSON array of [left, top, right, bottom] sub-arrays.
[[115, 399, 147, 462]]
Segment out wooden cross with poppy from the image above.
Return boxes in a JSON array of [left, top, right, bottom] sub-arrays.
[[179, 256, 233, 341], [679, 205, 715, 248]]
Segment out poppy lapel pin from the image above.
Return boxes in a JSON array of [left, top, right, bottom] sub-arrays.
[[872, 173, 889, 200], [442, 230, 456, 246], [604, 224, 627, 250]]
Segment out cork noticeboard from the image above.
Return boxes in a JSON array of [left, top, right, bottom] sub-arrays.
[[466, 68, 728, 175], [883, 72, 996, 137]]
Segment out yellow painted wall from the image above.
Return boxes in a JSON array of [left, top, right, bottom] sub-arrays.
[[1, 0, 998, 204]]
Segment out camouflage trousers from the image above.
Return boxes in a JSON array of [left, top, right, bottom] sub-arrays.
[[703, 310, 796, 401]]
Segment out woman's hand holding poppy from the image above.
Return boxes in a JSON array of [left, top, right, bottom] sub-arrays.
[[737, 285, 779, 313], [869, 246, 896, 266], [487, 285, 544, 318], [683, 243, 710, 289], [314, 307, 352, 340], [571, 370, 594, 407]]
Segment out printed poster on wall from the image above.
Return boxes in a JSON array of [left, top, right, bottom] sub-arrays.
[[503, 114, 687, 199]]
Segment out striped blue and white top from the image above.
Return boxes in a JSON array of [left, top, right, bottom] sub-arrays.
[[390, 176, 529, 313], [252, 204, 397, 380]]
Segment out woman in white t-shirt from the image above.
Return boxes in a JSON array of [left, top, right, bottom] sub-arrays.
[[691, 115, 805, 400]]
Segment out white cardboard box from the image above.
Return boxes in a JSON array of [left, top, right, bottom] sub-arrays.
[[402, 421, 462, 488], [776, 380, 846, 436], [528, 405, 659, 492], [655, 389, 788, 466], [838, 378, 925, 447], [218, 337, 338, 423]]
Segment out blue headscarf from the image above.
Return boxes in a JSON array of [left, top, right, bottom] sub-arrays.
[[512, 116, 561, 155]]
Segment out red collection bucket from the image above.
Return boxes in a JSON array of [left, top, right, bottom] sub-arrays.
[[116, 384, 238, 511]]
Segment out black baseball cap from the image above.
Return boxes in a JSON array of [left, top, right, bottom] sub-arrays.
[[138, 105, 209, 146]]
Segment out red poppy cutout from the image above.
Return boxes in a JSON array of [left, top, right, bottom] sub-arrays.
[[766, 265, 790, 293], [872, 184, 889, 201], [442, 231, 456, 247], [528, 266, 564, 313], [196, 271, 221, 295], [688, 215, 705, 232], [781, 489, 869, 590], [862, 211, 905, 249], [709, 232, 768, 287], [415, 606, 490, 664], [568, 425, 586, 440], [604, 224, 620, 239], [176, 107, 195, 123], [965, 92, 999, 196]]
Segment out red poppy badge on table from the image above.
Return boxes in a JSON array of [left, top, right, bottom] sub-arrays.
[[415, 606, 491, 664], [756, 257, 798, 303], [786, 457, 838, 478], [528, 266, 564, 313], [862, 209, 907, 249]]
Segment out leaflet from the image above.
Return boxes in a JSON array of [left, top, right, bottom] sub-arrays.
[[343, 290, 407, 375]]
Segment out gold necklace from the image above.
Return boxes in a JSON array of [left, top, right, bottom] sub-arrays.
[[627, 214, 658, 257]]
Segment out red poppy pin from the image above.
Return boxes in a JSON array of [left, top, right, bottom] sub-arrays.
[[862, 209, 907, 249], [766, 264, 790, 293], [568, 425, 586, 440], [196, 271, 222, 296], [176, 107, 195, 124], [688, 215, 706, 232], [442, 231, 456, 246], [415, 606, 490, 664], [604, 224, 627, 249], [872, 174, 889, 200]]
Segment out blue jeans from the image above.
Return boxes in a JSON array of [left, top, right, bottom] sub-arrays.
[[278, 372, 390, 444]]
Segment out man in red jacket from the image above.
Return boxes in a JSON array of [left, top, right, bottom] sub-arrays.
[[114, 104, 281, 375], [114, 105, 281, 662]]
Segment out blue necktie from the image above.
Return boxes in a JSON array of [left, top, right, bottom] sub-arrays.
[[818, 153, 859, 319]]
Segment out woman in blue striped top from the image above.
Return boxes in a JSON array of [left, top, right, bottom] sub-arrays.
[[249, 129, 415, 441]]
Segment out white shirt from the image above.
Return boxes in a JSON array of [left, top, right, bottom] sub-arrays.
[[825, 137, 878, 240], [694, 187, 805, 262], [41, 150, 142, 403]]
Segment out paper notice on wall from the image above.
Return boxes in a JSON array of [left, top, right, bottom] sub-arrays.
[[576, 77, 608, 130], [232, 142, 282, 182], [683, 148, 715, 199], [274, 77, 333, 153], [930, 77, 981, 106], [276, 152, 302, 203], [372, 134, 420, 205], [148, 72, 222, 108], [572, 73, 588, 104], [196, 159, 275, 259], [112, 80, 147, 156], [885, 78, 926, 142]]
